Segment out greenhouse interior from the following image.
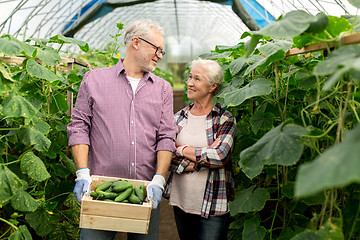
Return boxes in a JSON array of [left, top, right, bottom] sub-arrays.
[[1, 0, 360, 239]]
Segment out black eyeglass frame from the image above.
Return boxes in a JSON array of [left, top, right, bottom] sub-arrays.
[[138, 37, 166, 57]]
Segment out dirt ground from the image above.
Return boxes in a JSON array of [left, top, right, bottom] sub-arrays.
[[114, 198, 180, 240]]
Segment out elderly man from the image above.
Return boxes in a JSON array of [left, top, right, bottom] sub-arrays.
[[67, 19, 177, 240]]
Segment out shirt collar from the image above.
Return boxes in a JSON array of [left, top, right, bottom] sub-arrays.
[[180, 102, 222, 118], [116, 59, 155, 82]]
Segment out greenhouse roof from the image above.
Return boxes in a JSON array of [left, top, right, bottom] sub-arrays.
[[0, 0, 358, 63]]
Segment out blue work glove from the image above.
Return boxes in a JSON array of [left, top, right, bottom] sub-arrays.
[[73, 168, 92, 202], [147, 174, 165, 209]]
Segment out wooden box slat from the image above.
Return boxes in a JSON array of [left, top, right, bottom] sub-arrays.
[[80, 214, 150, 233]]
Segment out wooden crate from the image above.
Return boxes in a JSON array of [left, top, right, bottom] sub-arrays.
[[79, 175, 152, 234]]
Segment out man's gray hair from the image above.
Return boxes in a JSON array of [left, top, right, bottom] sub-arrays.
[[190, 58, 224, 94], [124, 19, 164, 46]]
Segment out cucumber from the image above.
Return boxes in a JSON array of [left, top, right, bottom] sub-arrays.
[[128, 191, 141, 204], [95, 181, 113, 192], [97, 191, 119, 200], [121, 199, 130, 203], [114, 187, 133, 202], [134, 186, 145, 202], [112, 181, 133, 193], [90, 191, 98, 198]]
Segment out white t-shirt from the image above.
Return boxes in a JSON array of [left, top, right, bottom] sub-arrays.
[[127, 76, 141, 94], [169, 112, 209, 215]]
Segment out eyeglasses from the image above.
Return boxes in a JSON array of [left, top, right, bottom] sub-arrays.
[[138, 37, 166, 57]]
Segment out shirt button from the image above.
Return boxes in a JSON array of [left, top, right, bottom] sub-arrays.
[[131, 121, 134, 124], [131, 163, 135, 166], [131, 141, 134, 145]]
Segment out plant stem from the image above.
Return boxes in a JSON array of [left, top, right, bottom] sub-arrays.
[[329, 188, 334, 220], [1, 159, 21, 166], [0, 128, 21, 131], [320, 190, 330, 227], [274, 62, 279, 101], [282, 66, 291, 120], [269, 165, 280, 239], [0, 217, 18, 229], [348, 198, 360, 239]]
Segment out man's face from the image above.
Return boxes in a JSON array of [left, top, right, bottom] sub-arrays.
[[136, 31, 164, 73]]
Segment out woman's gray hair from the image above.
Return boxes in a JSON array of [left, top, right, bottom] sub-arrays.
[[124, 19, 164, 46], [190, 58, 223, 94]]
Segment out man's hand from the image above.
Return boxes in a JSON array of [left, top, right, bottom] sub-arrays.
[[146, 174, 165, 209], [73, 168, 92, 202]]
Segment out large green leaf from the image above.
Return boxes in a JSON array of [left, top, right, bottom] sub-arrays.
[[250, 110, 274, 134], [60, 152, 76, 174], [6, 35, 36, 57], [18, 126, 51, 151], [36, 46, 61, 66], [240, 122, 309, 179], [244, 40, 293, 75], [258, 10, 316, 39], [349, 0, 360, 8], [20, 151, 51, 181], [229, 185, 270, 215], [317, 218, 344, 240], [293, 16, 352, 49], [25, 59, 59, 82], [10, 189, 40, 212], [49, 93, 69, 114], [0, 165, 24, 205], [291, 230, 321, 240], [49, 34, 89, 52], [34, 120, 51, 135], [223, 78, 272, 107], [9, 225, 32, 240], [242, 217, 266, 240], [0, 37, 22, 56], [25, 206, 61, 236], [229, 57, 247, 76], [314, 45, 360, 90], [1, 94, 39, 119], [48, 220, 79, 240], [0, 65, 14, 93], [295, 125, 360, 197], [258, 40, 293, 56], [50, 163, 70, 178]]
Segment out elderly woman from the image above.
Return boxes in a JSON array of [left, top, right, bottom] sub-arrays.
[[164, 58, 236, 240]]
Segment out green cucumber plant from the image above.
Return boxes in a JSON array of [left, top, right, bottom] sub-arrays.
[[198, 3, 360, 240], [0, 34, 89, 239]]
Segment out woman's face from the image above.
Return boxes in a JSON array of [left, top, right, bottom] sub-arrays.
[[187, 65, 216, 101]]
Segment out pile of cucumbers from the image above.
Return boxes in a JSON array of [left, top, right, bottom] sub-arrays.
[[89, 179, 146, 204]]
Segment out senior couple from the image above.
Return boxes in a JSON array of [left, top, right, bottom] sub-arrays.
[[67, 19, 236, 240]]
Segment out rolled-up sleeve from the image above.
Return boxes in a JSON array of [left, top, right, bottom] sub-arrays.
[[156, 83, 177, 152], [67, 72, 93, 147], [194, 113, 236, 170]]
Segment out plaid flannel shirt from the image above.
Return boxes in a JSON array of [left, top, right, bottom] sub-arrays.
[[163, 102, 236, 218]]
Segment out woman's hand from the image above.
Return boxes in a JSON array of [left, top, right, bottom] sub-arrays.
[[184, 161, 195, 172]]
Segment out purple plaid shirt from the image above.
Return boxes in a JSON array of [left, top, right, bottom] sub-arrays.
[[67, 60, 177, 181]]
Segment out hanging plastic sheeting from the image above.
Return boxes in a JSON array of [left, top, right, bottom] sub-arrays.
[[62, 0, 157, 37], [63, 0, 274, 37], [239, 0, 275, 28], [210, 0, 275, 29]]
